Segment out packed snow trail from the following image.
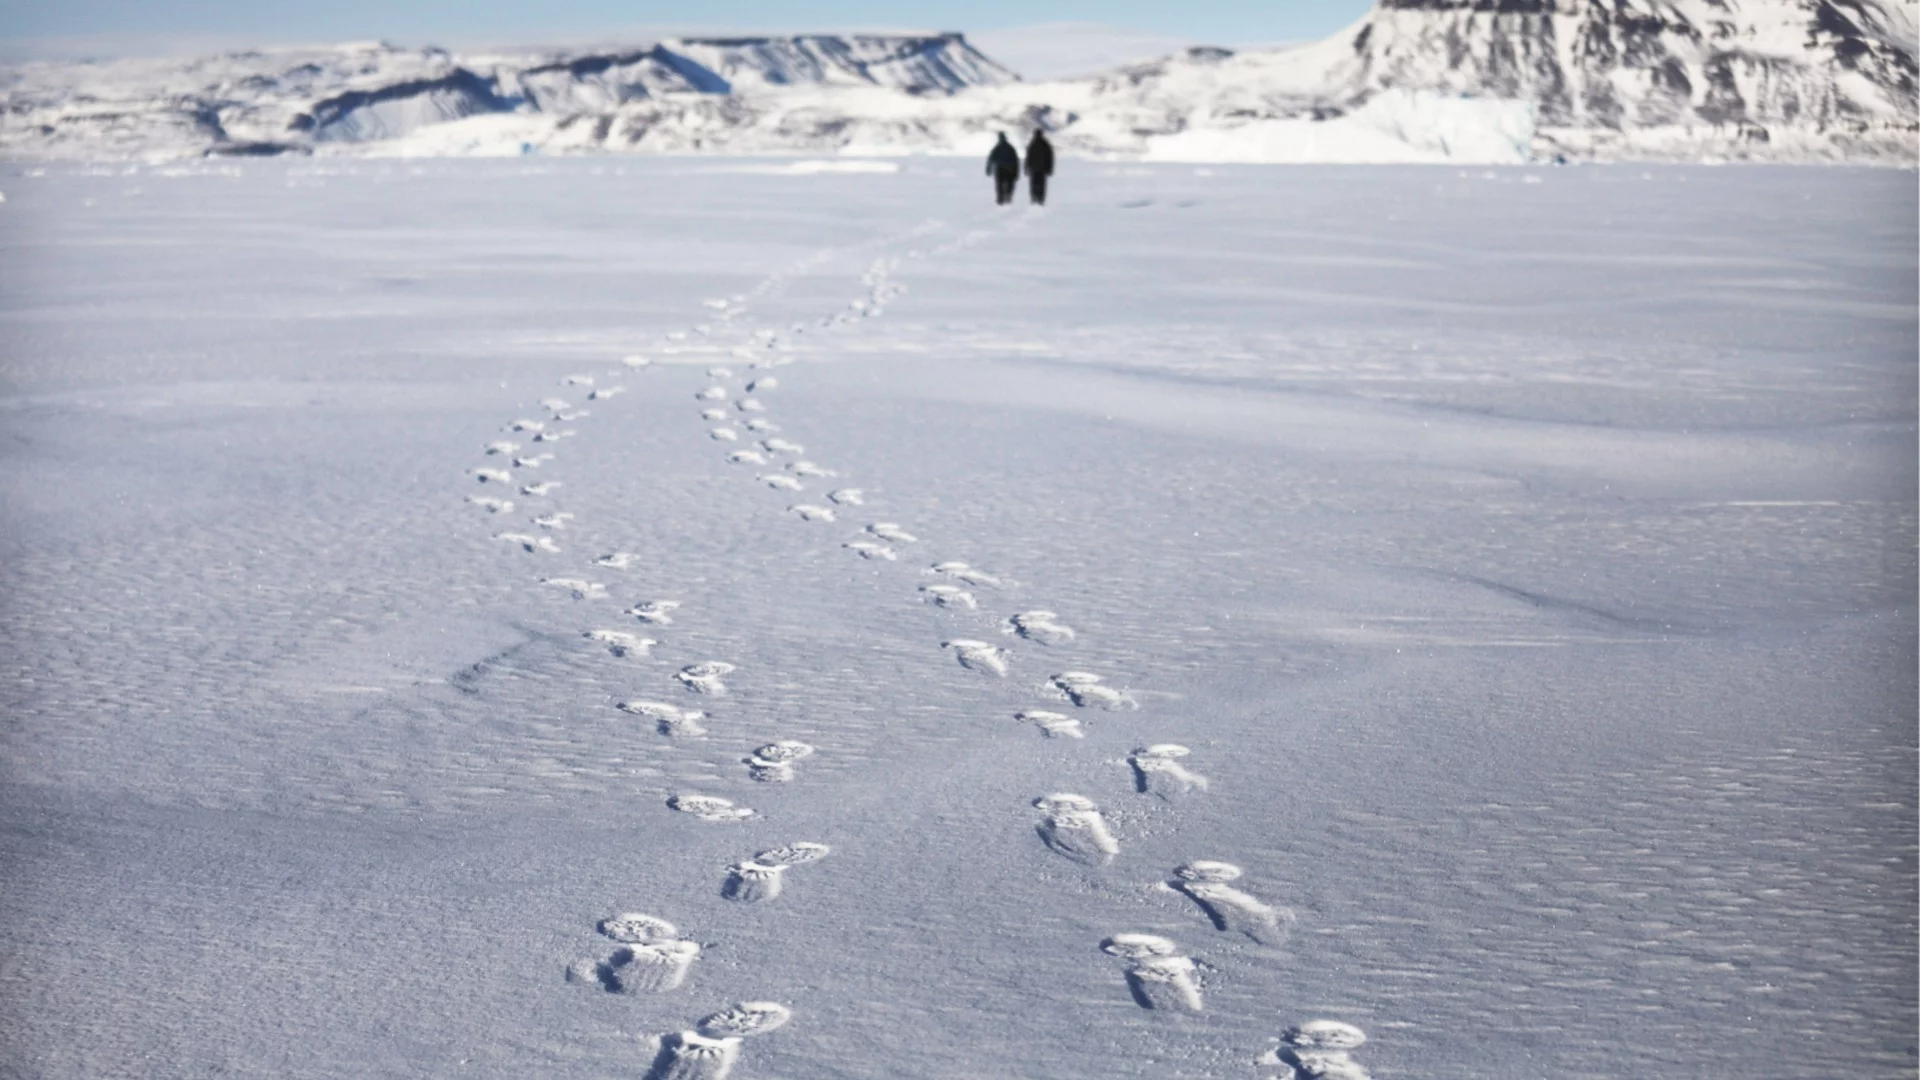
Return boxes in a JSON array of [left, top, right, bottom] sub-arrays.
[[459, 200, 1371, 1072]]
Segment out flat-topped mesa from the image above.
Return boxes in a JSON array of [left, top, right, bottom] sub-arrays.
[[1373, 0, 1557, 9], [667, 33, 1018, 93], [518, 33, 1015, 113], [517, 46, 732, 112]]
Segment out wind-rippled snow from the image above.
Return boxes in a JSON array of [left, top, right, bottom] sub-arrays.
[[0, 158, 1912, 1078]]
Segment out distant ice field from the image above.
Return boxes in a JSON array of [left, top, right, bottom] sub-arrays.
[[0, 159, 1913, 1078]]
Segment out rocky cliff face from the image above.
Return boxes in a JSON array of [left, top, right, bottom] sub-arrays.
[[1341, 0, 1918, 156], [1011, 0, 1916, 161]]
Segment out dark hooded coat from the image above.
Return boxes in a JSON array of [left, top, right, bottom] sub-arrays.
[[1024, 133, 1054, 178], [986, 137, 1019, 176]]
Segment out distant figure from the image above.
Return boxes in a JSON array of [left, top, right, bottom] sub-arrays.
[[1025, 131, 1055, 205], [987, 133, 1020, 206]]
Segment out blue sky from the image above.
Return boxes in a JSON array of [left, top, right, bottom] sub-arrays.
[[0, 1, 1374, 51]]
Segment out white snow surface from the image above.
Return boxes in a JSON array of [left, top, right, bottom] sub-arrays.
[[2, 1, 1915, 164], [0, 159, 1915, 1078]]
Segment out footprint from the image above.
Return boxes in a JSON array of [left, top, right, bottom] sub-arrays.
[[506, 418, 545, 432], [706, 366, 734, 379], [586, 629, 655, 658], [532, 429, 576, 443], [702, 408, 728, 421], [1170, 861, 1295, 946], [710, 428, 739, 441], [512, 453, 556, 469], [595, 552, 641, 570], [827, 488, 864, 506], [1034, 794, 1118, 865], [623, 355, 651, 369], [485, 440, 520, 456], [628, 600, 681, 624], [668, 793, 754, 822], [1016, 709, 1084, 739], [677, 661, 735, 695], [727, 450, 767, 465], [745, 377, 777, 392], [540, 398, 570, 413], [843, 541, 896, 561], [497, 532, 560, 554], [755, 843, 830, 867], [867, 523, 917, 544], [743, 419, 777, 433], [1130, 745, 1208, 798], [644, 1003, 791, 1080], [1007, 611, 1076, 645], [1280, 1022, 1368, 1053], [543, 577, 607, 600], [719, 861, 785, 903], [1114, 960, 1207, 1010], [470, 467, 513, 484], [723, 844, 830, 902], [556, 409, 590, 422], [920, 585, 976, 609], [1047, 671, 1136, 711], [760, 438, 803, 455], [744, 740, 814, 783], [1259, 1021, 1372, 1080], [1101, 935, 1204, 1012], [928, 561, 1000, 587], [564, 374, 595, 386], [589, 386, 624, 400], [619, 700, 709, 737], [761, 474, 804, 491], [735, 398, 766, 413], [942, 639, 1008, 676], [585, 940, 702, 994], [788, 461, 834, 478], [788, 504, 835, 522], [467, 495, 514, 513], [567, 914, 701, 995], [597, 912, 680, 944], [520, 481, 562, 497], [697, 387, 729, 401], [534, 512, 574, 530]]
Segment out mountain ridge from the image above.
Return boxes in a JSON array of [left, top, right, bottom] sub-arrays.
[[2, 5, 1913, 164]]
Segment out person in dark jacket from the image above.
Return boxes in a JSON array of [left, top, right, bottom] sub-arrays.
[[1025, 131, 1055, 205], [986, 133, 1019, 205]]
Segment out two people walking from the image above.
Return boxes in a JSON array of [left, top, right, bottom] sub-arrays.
[[988, 131, 1054, 206]]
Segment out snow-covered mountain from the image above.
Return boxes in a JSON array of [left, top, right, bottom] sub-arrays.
[[0, 35, 1016, 158], [1343, 0, 1920, 159], [1, 4, 1914, 164]]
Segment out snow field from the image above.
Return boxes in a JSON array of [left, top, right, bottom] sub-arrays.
[[0, 159, 1912, 1078]]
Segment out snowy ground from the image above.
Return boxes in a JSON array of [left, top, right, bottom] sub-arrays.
[[0, 158, 1914, 1079]]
